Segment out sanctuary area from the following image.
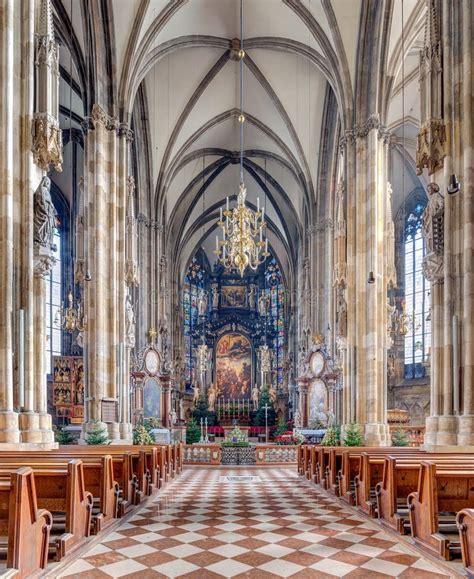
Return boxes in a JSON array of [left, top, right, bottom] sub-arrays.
[[0, 0, 473, 577]]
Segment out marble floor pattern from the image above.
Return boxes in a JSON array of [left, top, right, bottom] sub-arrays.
[[58, 467, 454, 578]]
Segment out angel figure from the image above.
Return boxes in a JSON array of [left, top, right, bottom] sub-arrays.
[[208, 384, 217, 411], [192, 382, 200, 404], [252, 384, 260, 409]]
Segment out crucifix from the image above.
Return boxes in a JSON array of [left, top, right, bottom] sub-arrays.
[[262, 403, 271, 443]]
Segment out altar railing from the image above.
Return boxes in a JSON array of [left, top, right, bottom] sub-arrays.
[[255, 445, 298, 465], [182, 444, 298, 465], [183, 444, 221, 465]]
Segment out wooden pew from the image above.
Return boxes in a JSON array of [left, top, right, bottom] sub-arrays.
[[0, 460, 93, 561], [0, 468, 52, 578], [358, 452, 474, 521], [0, 455, 118, 534], [456, 508, 474, 577], [408, 461, 474, 560]]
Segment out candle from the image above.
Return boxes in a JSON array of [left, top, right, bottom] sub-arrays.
[[220, 207, 223, 222], [265, 239, 268, 252], [261, 206, 264, 222], [226, 197, 229, 211], [260, 227, 262, 242], [257, 197, 260, 212], [216, 235, 219, 250]]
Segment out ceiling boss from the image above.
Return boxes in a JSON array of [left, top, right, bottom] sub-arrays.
[[214, 0, 269, 277]]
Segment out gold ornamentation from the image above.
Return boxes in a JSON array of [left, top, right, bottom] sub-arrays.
[[416, 118, 446, 175], [55, 288, 86, 334], [215, 183, 269, 277]]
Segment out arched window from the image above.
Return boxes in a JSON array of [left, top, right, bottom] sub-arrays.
[[404, 201, 431, 379], [265, 257, 285, 388], [183, 257, 205, 383], [46, 227, 62, 374]]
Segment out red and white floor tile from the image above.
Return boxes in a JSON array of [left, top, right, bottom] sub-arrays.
[[58, 467, 453, 578]]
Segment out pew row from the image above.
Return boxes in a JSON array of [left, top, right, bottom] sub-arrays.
[[408, 461, 474, 560], [0, 460, 93, 562], [0, 468, 52, 578]]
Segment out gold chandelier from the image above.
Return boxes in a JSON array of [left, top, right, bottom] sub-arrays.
[[55, 287, 86, 334], [214, 0, 269, 277]]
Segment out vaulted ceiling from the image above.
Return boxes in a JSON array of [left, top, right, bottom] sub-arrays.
[[55, 0, 427, 282]]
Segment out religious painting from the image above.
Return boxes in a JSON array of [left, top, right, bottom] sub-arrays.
[[308, 378, 327, 422], [144, 378, 161, 419], [216, 333, 252, 399], [221, 286, 247, 308]]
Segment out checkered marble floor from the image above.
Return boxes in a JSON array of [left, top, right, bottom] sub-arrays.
[[58, 467, 453, 578]]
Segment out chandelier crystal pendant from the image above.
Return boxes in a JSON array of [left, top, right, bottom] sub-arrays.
[[55, 287, 87, 334], [214, 0, 269, 277]]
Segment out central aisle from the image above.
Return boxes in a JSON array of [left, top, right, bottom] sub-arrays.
[[59, 467, 450, 578]]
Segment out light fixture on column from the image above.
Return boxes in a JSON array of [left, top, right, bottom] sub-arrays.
[[367, 271, 375, 284], [214, 0, 269, 277], [447, 173, 460, 195], [55, 287, 86, 334]]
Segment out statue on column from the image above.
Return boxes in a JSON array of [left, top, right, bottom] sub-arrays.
[[248, 284, 257, 310], [192, 382, 200, 405], [258, 292, 269, 317], [207, 383, 217, 411], [197, 290, 208, 317], [297, 345, 308, 377], [34, 175, 58, 250], [211, 283, 219, 309], [421, 182, 444, 283], [335, 286, 347, 339], [252, 383, 260, 409], [125, 294, 136, 349]]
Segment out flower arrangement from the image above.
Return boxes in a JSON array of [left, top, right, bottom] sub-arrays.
[[274, 431, 305, 446]]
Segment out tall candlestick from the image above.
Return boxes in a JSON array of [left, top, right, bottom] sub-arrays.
[[220, 207, 223, 222], [216, 235, 219, 251], [226, 196, 229, 212], [257, 197, 260, 212]]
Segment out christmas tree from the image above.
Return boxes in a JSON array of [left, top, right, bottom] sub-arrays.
[[85, 420, 111, 445], [275, 416, 288, 436], [186, 419, 201, 444], [54, 424, 74, 445], [321, 425, 340, 446], [392, 427, 410, 447], [342, 422, 363, 447], [193, 394, 216, 426], [253, 387, 277, 427], [133, 425, 155, 445]]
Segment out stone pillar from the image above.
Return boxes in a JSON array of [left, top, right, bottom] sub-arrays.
[[0, 0, 20, 443], [160, 374, 172, 428], [81, 105, 133, 442], [343, 117, 391, 446], [32, 252, 55, 444], [297, 377, 309, 428]]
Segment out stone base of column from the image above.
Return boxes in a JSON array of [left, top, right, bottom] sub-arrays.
[[79, 420, 133, 444], [364, 422, 391, 446], [0, 410, 20, 443], [434, 415, 458, 446], [423, 415, 439, 447], [18, 411, 43, 443], [38, 412, 55, 444], [457, 415, 474, 446]]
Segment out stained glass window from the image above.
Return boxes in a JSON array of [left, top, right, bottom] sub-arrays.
[[183, 257, 204, 383], [404, 201, 430, 379], [265, 257, 285, 388], [46, 229, 62, 374]]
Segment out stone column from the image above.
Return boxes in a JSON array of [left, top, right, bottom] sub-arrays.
[[160, 374, 172, 428], [32, 252, 55, 445], [343, 117, 391, 446], [297, 377, 309, 428], [0, 0, 20, 443], [81, 105, 133, 442]]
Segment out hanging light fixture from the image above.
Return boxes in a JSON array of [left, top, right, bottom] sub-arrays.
[[55, 287, 87, 334], [214, 0, 269, 277]]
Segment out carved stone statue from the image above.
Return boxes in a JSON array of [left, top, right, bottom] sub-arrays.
[[197, 290, 208, 317], [207, 384, 217, 411], [192, 382, 200, 404], [252, 384, 260, 409], [211, 284, 219, 309], [125, 294, 136, 349], [258, 292, 269, 317], [268, 385, 277, 405], [294, 409, 302, 429], [336, 287, 347, 338], [259, 344, 272, 374], [421, 182, 444, 283], [248, 284, 257, 310], [297, 346, 308, 376], [34, 175, 58, 250]]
